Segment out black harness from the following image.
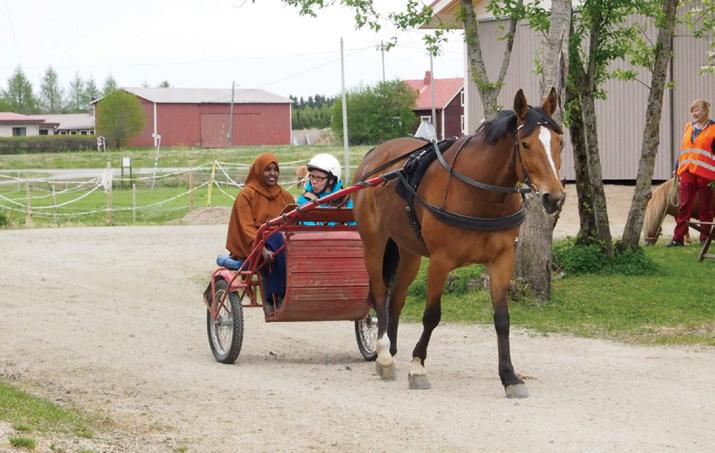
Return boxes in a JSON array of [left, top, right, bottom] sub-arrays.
[[358, 124, 542, 241]]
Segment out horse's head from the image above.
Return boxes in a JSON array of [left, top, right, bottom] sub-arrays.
[[513, 88, 566, 214]]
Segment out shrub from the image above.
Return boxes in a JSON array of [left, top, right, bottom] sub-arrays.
[[0, 135, 96, 155], [0, 209, 7, 227], [553, 238, 659, 276]]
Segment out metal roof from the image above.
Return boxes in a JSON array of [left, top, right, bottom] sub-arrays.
[[29, 113, 94, 130], [403, 73, 463, 110], [0, 112, 56, 125], [119, 87, 292, 104]]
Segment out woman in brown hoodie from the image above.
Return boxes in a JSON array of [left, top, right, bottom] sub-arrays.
[[224, 152, 294, 311]]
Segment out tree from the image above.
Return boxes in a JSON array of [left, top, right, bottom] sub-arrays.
[[619, 0, 679, 249], [514, 0, 572, 299], [685, 0, 715, 74], [67, 72, 85, 112], [96, 90, 145, 149], [103, 75, 118, 96], [565, 0, 660, 257], [84, 76, 100, 105], [3, 67, 38, 114], [158, 81, 170, 88], [39, 66, 64, 113], [331, 80, 417, 145]]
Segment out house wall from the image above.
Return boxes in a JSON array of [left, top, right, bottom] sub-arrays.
[[442, 89, 464, 138], [0, 123, 41, 137], [124, 99, 291, 147], [465, 10, 714, 181]]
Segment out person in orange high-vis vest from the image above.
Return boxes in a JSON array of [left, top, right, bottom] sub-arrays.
[[668, 99, 715, 247]]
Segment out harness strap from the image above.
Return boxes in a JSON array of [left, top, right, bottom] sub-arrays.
[[435, 139, 532, 194], [396, 171, 526, 232]]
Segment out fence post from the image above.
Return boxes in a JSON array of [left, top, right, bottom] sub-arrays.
[[132, 183, 136, 224], [107, 189, 113, 225], [51, 184, 59, 227], [206, 160, 216, 207], [25, 183, 32, 227], [188, 171, 194, 212]]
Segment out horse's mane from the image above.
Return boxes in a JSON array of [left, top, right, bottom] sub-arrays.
[[477, 107, 563, 145], [642, 178, 675, 244]]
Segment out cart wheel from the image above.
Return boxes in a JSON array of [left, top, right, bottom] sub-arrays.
[[206, 279, 243, 364], [355, 308, 378, 361]]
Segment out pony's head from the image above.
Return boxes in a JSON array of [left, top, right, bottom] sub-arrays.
[[513, 88, 565, 214]]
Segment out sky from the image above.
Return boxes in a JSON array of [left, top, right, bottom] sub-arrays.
[[0, 0, 465, 100]]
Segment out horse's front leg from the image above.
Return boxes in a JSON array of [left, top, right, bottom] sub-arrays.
[[487, 252, 528, 398], [408, 258, 450, 390]]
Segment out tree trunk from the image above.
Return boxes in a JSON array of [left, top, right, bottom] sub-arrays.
[[514, 0, 571, 300], [566, 18, 598, 244], [460, 0, 520, 119], [581, 10, 613, 257], [618, 0, 679, 249]]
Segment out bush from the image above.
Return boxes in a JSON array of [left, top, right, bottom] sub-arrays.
[[0, 209, 7, 227], [0, 135, 96, 154], [553, 238, 658, 275]]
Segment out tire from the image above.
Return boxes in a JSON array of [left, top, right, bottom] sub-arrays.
[[355, 307, 378, 361], [206, 278, 243, 364]]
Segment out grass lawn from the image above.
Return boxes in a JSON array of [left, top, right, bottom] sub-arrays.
[[0, 144, 373, 170], [0, 381, 98, 442], [400, 244, 714, 346]]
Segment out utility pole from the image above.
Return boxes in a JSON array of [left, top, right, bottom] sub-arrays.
[[381, 40, 386, 83], [340, 37, 350, 183], [429, 53, 437, 130], [227, 81, 235, 146]]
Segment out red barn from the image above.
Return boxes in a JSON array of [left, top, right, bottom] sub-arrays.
[[96, 87, 292, 148], [404, 72, 464, 140]]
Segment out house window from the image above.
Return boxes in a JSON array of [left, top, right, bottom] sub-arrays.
[[12, 127, 26, 136], [80, 131, 87, 135], [460, 90, 464, 107], [460, 115, 465, 134], [39, 129, 49, 135], [420, 115, 432, 123]]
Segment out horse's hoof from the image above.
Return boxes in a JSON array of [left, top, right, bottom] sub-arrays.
[[505, 383, 529, 398], [375, 361, 396, 380], [408, 373, 431, 390]]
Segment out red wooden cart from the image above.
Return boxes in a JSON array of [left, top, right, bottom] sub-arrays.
[[205, 200, 382, 364]]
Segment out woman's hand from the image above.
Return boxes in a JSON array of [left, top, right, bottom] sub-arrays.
[[303, 192, 318, 202], [261, 246, 274, 263]]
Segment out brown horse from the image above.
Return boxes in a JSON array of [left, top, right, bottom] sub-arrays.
[[642, 177, 715, 245], [352, 89, 565, 398]]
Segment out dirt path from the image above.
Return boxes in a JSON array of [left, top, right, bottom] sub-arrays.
[[1, 221, 712, 452]]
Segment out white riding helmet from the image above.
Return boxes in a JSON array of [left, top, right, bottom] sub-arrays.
[[307, 153, 342, 182]]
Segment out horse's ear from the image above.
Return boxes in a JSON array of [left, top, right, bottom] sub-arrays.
[[542, 87, 558, 116], [514, 89, 528, 121]]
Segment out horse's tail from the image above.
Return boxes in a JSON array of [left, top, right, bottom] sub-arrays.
[[643, 178, 674, 245]]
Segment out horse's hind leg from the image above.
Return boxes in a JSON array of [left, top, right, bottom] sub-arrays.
[[387, 249, 422, 356], [409, 256, 451, 390], [487, 252, 528, 398], [363, 236, 397, 380]]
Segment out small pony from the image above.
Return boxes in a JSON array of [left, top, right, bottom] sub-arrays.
[[642, 177, 715, 245], [295, 165, 308, 190]]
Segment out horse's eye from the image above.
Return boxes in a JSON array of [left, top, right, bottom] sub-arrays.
[[521, 142, 530, 150]]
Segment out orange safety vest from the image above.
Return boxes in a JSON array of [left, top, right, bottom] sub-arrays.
[[677, 121, 715, 181]]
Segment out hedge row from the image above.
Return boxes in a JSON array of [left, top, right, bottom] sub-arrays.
[[0, 135, 98, 154]]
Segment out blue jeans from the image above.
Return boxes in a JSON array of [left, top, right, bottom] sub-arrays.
[[261, 232, 286, 305]]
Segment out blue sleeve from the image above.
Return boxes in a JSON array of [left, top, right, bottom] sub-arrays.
[[296, 193, 309, 206]]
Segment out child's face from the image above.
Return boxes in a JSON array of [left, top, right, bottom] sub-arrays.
[[309, 170, 329, 193]]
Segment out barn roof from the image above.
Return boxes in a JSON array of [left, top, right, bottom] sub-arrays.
[[119, 87, 292, 105]]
